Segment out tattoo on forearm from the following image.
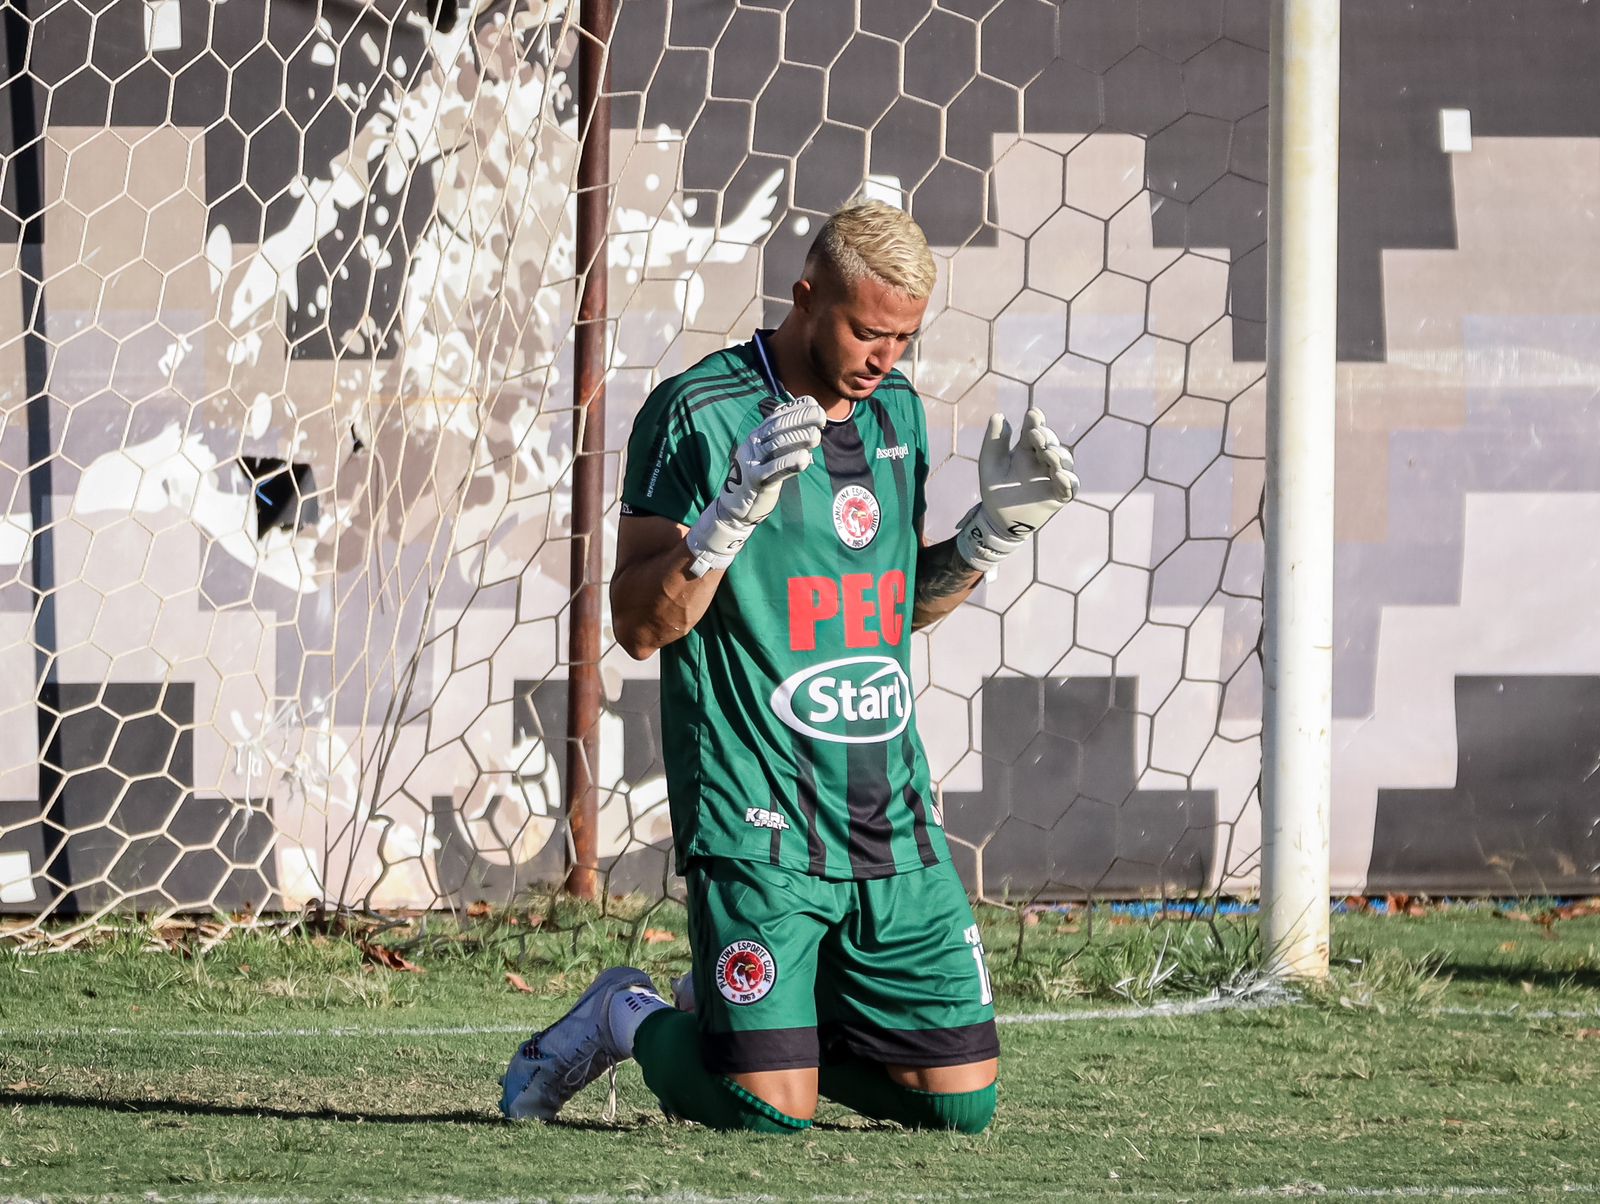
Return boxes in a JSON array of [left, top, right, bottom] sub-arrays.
[[915, 538, 983, 608]]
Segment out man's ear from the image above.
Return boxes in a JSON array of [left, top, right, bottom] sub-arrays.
[[792, 276, 815, 315]]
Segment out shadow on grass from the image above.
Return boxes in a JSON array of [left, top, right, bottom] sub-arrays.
[[1439, 962, 1600, 992], [0, 1090, 625, 1130]]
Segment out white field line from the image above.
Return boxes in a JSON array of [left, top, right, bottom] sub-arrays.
[[0, 992, 1292, 1041], [7, 1184, 1598, 1203], [0, 1022, 535, 1040], [1, 997, 1595, 1044], [1234, 1189, 1600, 1199], [997, 989, 1294, 1024], [1436, 1005, 1600, 1021]]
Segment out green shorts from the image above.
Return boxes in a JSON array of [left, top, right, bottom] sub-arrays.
[[684, 856, 1000, 1075]]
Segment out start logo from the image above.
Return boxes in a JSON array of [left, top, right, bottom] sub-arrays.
[[832, 484, 880, 549], [771, 655, 912, 744], [716, 940, 777, 1005]]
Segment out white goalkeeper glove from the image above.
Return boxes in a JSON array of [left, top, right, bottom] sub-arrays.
[[954, 408, 1079, 572], [685, 397, 827, 577]]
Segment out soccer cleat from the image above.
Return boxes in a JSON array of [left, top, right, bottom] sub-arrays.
[[498, 965, 655, 1121]]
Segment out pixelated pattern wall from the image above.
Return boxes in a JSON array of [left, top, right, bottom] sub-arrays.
[[1, 0, 1596, 935]]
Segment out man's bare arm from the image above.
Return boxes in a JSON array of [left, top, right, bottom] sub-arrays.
[[611, 515, 724, 659], [912, 536, 983, 630]]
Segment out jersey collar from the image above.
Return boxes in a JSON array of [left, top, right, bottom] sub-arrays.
[[751, 329, 857, 425]]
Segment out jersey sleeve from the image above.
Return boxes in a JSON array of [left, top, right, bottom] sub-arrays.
[[620, 379, 717, 526], [898, 375, 930, 536]]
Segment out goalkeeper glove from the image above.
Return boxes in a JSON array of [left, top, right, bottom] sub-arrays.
[[955, 408, 1079, 572], [685, 397, 827, 577]]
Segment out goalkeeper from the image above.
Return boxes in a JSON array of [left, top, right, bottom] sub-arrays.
[[499, 199, 1078, 1134]]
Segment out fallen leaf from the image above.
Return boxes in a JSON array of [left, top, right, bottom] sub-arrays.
[[467, 900, 493, 919], [1342, 896, 1371, 913], [1572, 1028, 1600, 1041], [1498, 942, 1517, 952], [642, 928, 677, 945], [1443, 1118, 1465, 1127], [358, 940, 425, 973], [505, 972, 535, 994]]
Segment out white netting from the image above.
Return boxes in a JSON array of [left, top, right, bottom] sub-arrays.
[[0, 0, 1271, 940]]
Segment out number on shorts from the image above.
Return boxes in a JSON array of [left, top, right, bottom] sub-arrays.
[[963, 923, 993, 1006]]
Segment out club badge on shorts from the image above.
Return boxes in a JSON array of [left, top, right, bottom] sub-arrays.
[[832, 484, 880, 549], [715, 939, 777, 1005]]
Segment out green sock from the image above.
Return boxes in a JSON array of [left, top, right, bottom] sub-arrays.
[[818, 1057, 997, 1134], [632, 1009, 811, 1134]]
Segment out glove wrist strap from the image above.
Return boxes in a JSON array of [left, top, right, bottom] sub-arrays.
[[684, 500, 752, 578], [954, 503, 1027, 572]]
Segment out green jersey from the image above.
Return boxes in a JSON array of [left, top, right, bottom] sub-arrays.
[[620, 333, 950, 880]]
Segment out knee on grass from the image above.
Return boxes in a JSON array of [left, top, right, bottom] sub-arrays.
[[716, 1077, 813, 1134], [635, 1009, 811, 1133], [895, 1081, 997, 1134], [819, 1061, 997, 1134], [698, 1074, 996, 1136]]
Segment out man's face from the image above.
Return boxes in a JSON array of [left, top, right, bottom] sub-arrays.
[[799, 271, 929, 401]]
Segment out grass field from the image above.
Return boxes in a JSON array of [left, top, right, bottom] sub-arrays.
[[2, 902, 1598, 1203]]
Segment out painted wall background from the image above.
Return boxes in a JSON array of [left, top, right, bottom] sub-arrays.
[[0, 0, 1595, 924]]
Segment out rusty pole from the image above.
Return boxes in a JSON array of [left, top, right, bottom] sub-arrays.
[[564, 0, 614, 901]]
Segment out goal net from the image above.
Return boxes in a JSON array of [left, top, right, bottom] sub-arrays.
[[0, 0, 1268, 938]]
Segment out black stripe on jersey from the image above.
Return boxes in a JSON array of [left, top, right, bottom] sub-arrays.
[[686, 380, 764, 416], [686, 867, 714, 1008], [902, 735, 938, 867], [819, 415, 874, 489], [670, 370, 754, 421], [868, 399, 909, 514], [845, 741, 896, 875], [680, 345, 767, 415], [768, 789, 784, 865], [794, 750, 827, 876], [821, 418, 896, 874]]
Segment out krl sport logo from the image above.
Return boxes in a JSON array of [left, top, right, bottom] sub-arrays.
[[770, 655, 912, 744]]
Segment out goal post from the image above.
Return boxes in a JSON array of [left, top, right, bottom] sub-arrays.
[[1261, 0, 1341, 980], [563, 0, 616, 903], [0, 0, 1350, 939]]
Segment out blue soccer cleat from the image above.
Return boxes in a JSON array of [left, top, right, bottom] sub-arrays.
[[498, 965, 655, 1121]]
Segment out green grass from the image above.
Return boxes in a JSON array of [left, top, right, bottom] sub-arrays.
[[2, 904, 1598, 1202]]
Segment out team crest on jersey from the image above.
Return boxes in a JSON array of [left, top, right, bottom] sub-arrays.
[[716, 940, 777, 1005], [832, 485, 880, 549]]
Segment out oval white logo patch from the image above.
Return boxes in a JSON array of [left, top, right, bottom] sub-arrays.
[[832, 484, 880, 549], [770, 655, 912, 745], [716, 940, 777, 1005]]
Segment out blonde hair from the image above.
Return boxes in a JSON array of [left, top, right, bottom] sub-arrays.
[[805, 198, 937, 301]]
